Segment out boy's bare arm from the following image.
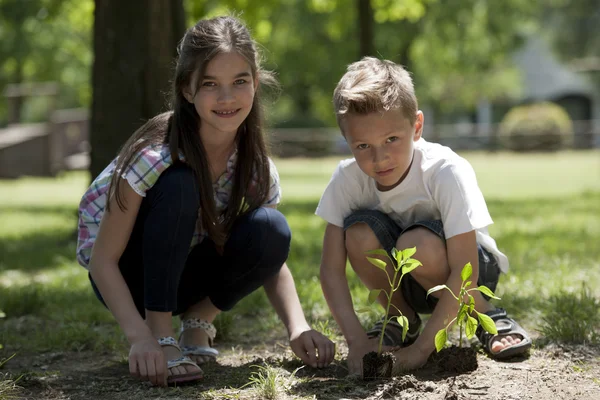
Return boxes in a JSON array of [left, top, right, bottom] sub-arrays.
[[319, 223, 369, 345], [414, 230, 480, 356]]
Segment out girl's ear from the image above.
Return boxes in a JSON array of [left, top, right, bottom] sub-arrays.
[[183, 87, 194, 103]]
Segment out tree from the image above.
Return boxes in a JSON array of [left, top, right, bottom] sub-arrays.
[[0, 0, 91, 125], [90, 0, 185, 178]]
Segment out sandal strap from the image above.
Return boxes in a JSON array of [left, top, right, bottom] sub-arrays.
[[158, 336, 182, 351], [180, 318, 217, 341], [167, 355, 200, 369]]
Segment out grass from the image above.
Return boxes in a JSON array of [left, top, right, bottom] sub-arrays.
[[0, 151, 599, 385]]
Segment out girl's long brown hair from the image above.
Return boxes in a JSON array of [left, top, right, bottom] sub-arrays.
[[106, 16, 277, 247]]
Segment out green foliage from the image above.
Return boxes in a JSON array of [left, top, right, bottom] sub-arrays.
[[356, 247, 422, 355], [427, 263, 500, 352], [539, 285, 600, 345], [241, 364, 300, 400], [0, 355, 22, 400], [499, 102, 574, 152], [0, 0, 93, 124]]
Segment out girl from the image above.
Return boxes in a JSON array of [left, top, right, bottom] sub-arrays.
[[77, 16, 335, 387]]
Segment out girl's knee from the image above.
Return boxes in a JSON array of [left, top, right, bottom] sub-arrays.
[[345, 222, 381, 256], [147, 162, 199, 216], [228, 207, 291, 264]]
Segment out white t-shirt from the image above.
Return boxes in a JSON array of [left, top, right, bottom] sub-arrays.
[[315, 138, 509, 273]]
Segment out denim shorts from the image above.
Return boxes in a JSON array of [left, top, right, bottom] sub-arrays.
[[343, 209, 501, 314]]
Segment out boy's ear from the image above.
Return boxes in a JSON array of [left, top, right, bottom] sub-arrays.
[[413, 110, 424, 141]]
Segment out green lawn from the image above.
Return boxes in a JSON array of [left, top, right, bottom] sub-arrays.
[[1, 150, 599, 356]]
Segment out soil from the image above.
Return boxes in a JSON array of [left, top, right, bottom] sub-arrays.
[[2, 339, 600, 400], [362, 351, 394, 381], [430, 346, 478, 374]]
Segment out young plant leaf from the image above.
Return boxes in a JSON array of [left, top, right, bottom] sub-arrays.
[[395, 315, 409, 342], [365, 249, 389, 257], [477, 285, 501, 300], [461, 262, 473, 282], [391, 247, 399, 262], [427, 284, 449, 297], [466, 316, 478, 339], [457, 305, 467, 325], [401, 259, 422, 275], [469, 296, 475, 314], [366, 257, 387, 271], [368, 289, 383, 304], [402, 247, 417, 261], [476, 312, 498, 335], [435, 329, 447, 352]]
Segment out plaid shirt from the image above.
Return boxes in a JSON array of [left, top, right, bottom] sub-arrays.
[[76, 144, 281, 269]]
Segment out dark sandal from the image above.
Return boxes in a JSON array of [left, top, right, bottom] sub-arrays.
[[367, 315, 422, 347], [476, 308, 532, 359]]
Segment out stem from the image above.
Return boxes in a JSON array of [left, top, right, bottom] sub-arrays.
[[378, 264, 401, 355]]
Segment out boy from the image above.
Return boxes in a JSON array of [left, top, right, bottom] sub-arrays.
[[316, 57, 531, 375]]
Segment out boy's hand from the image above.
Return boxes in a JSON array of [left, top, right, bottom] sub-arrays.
[[290, 328, 335, 368], [347, 337, 397, 377], [392, 344, 430, 373]]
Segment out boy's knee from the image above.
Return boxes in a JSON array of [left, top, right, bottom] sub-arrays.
[[345, 222, 382, 259], [396, 227, 446, 269]]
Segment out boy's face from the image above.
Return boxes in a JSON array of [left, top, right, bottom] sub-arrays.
[[340, 108, 423, 191]]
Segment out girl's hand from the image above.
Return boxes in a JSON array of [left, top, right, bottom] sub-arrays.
[[129, 336, 167, 387], [289, 328, 335, 368]]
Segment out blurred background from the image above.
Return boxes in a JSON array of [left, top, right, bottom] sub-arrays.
[[0, 0, 598, 179], [0, 4, 599, 397]]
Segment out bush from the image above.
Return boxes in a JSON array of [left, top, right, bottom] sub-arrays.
[[498, 102, 573, 152]]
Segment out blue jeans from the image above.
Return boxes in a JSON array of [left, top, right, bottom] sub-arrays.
[[90, 162, 291, 316], [343, 209, 500, 314]]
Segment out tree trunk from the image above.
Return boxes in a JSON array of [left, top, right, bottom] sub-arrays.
[[357, 0, 374, 58], [90, 0, 185, 179]]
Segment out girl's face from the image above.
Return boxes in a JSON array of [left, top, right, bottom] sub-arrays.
[[185, 51, 257, 144]]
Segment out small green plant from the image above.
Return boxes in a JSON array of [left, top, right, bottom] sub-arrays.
[[427, 262, 500, 351], [357, 247, 422, 355], [539, 285, 600, 345], [241, 364, 301, 400], [0, 355, 22, 400]]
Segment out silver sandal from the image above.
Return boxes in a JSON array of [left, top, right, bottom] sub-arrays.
[[178, 318, 219, 360]]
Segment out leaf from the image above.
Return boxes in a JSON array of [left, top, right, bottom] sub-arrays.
[[457, 306, 467, 325], [402, 247, 417, 261], [466, 316, 478, 339], [355, 307, 373, 314], [477, 285, 501, 300], [461, 262, 473, 282], [477, 312, 498, 335], [401, 259, 422, 275], [435, 329, 447, 352], [464, 281, 472, 287], [469, 296, 475, 314], [391, 247, 399, 262], [427, 284, 448, 297], [0, 310, 5, 319], [368, 289, 383, 304], [366, 257, 387, 271], [395, 315, 409, 342], [365, 249, 389, 257]]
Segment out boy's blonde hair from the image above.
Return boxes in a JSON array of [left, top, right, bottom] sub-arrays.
[[333, 57, 418, 126]]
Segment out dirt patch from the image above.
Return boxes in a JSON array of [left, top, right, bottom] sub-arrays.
[[2, 341, 600, 399]]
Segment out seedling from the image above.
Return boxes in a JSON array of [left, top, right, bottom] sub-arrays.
[[357, 247, 422, 355], [427, 262, 500, 351]]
